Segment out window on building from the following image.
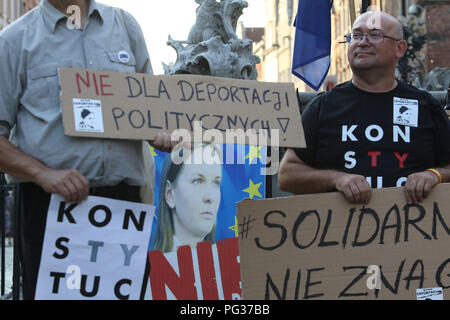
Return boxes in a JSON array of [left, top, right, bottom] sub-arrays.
[[287, 0, 293, 25], [266, 58, 279, 83]]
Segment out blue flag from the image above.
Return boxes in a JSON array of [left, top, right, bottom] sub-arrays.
[[292, 0, 333, 91]]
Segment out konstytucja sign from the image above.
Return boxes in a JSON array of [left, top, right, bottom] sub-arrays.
[[35, 195, 155, 300]]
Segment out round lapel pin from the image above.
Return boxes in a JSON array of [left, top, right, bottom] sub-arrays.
[[117, 50, 130, 64]]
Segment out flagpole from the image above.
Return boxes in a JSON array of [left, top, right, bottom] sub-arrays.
[[349, 0, 356, 26]]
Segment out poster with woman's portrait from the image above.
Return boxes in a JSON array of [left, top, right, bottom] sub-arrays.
[[144, 143, 267, 300], [149, 143, 267, 251]]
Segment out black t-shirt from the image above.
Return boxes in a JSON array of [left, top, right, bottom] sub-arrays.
[[295, 81, 450, 188]]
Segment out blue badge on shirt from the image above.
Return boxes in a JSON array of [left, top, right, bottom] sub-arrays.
[[117, 51, 130, 64]]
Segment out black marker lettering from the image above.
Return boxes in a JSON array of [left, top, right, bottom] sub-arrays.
[[112, 107, 125, 131], [339, 266, 369, 297], [178, 80, 194, 101], [255, 210, 287, 251], [125, 76, 142, 98], [128, 110, 145, 129]]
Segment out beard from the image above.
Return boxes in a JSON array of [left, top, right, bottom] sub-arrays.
[[60, 0, 84, 5], [349, 53, 378, 71], [351, 63, 375, 71]]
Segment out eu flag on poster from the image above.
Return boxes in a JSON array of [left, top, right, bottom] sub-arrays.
[[148, 144, 266, 249], [292, 0, 333, 91]]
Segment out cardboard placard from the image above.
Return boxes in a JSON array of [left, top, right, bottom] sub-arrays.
[[58, 68, 306, 148], [237, 184, 450, 300]]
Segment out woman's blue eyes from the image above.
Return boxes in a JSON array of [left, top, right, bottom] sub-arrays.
[[191, 178, 221, 186]]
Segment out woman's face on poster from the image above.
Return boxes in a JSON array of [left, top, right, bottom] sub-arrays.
[[167, 146, 222, 240]]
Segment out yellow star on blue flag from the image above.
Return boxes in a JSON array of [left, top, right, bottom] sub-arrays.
[[243, 179, 263, 199], [149, 146, 158, 157], [245, 145, 263, 164], [229, 217, 239, 237]]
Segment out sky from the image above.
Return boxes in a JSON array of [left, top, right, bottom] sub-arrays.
[[98, 0, 266, 75]]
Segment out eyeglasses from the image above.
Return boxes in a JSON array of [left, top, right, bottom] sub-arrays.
[[342, 31, 402, 44]]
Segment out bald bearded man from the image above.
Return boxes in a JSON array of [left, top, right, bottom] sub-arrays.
[[279, 11, 450, 204]]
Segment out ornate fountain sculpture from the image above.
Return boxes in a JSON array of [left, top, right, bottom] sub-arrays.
[[163, 0, 261, 80]]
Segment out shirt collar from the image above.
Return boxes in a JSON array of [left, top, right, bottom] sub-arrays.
[[41, 0, 104, 33]]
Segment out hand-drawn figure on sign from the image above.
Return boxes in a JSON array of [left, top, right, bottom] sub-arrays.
[[79, 109, 96, 129], [396, 106, 414, 125]]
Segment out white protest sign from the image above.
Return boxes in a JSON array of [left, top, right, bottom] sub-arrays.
[[35, 195, 155, 300]]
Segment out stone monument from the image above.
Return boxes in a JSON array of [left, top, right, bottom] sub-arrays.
[[163, 0, 261, 80]]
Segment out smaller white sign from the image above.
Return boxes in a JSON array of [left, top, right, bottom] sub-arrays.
[[73, 98, 104, 132], [416, 287, 444, 300], [393, 97, 419, 127], [35, 195, 155, 300]]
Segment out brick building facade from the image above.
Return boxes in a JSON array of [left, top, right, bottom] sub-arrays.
[[421, 0, 450, 72]]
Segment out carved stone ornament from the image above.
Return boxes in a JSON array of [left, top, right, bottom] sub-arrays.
[[163, 0, 261, 79]]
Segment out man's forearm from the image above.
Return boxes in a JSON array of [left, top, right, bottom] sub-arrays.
[[432, 164, 450, 183], [280, 168, 342, 194], [0, 136, 47, 183], [278, 151, 343, 194], [0, 136, 90, 203]]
